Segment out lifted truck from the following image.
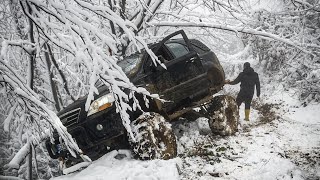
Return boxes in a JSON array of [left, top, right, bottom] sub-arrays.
[[45, 30, 239, 169]]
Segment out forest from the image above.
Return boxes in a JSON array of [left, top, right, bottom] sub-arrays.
[[0, 0, 319, 179]]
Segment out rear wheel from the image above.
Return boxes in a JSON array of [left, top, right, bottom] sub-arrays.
[[129, 112, 177, 160], [207, 95, 239, 136]]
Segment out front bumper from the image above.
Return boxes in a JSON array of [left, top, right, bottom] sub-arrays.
[[45, 107, 126, 159]]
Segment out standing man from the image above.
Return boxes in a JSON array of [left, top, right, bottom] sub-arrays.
[[225, 62, 260, 121]]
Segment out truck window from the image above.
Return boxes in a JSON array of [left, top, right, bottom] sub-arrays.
[[165, 42, 189, 58]]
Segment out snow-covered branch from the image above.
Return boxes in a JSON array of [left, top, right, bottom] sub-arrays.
[[148, 21, 315, 55], [12, 0, 166, 140], [0, 54, 81, 156], [1, 2, 166, 173], [1, 40, 36, 55]]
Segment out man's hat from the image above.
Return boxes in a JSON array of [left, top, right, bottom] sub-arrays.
[[244, 62, 250, 68]]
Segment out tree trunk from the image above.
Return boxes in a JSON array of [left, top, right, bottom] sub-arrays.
[[27, 2, 35, 180], [44, 43, 62, 111], [28, 144, 32, 180], [47, 45, 75, 101]]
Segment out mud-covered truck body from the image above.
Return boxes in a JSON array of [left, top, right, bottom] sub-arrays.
[[45, 30, 238, 166]]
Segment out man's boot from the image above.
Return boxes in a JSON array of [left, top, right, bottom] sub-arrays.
[[245, 109, 250, 121]]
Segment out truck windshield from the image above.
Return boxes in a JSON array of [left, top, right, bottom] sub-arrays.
[[117, 54, 142, 75]]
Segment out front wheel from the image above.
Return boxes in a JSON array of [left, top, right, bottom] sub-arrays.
[[129, 112, 177, 160], [207, 95, 239, 136]]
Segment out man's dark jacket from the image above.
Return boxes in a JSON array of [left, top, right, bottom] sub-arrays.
[[230, 66, 260, 99]]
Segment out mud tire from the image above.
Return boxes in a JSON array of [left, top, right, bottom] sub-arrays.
[[129, 112, 177, 160], [207, 95, 239, 136]]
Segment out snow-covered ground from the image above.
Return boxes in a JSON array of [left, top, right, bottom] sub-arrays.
[[176, 97, 320, 180], [51, 85, 320, 180], [52, 150, 179, 180]]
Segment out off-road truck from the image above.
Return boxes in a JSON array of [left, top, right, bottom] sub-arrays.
[[45, 30, 239, 167]]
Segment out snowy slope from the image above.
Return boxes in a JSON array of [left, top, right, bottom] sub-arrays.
[[52, 150, 180, 180], [178, 107, 319, 179]]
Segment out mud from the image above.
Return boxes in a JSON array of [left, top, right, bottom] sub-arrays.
[[284, 149, 320, 179], [252, 100, 282, 125]]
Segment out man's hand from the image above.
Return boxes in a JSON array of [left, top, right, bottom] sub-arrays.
[[224, 79, 231, 84]]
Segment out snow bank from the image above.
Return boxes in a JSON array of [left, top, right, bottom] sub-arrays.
[[51, 150, 179, 180]]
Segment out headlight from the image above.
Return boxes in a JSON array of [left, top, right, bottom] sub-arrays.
[[87, 93, 115, 116]]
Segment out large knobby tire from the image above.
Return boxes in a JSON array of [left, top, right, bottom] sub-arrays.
[[129, 112, 177, 160], [207, 95, 239, 136]]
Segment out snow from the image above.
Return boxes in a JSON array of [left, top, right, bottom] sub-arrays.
[[286, 103, 320, 125], [6, 143, 30, 170], [3, 103, 17, 132], [62, 162, 91, 175], [0, 176, 23, 180], [52, 150, 180, 180], [174, 93, 319, 179]]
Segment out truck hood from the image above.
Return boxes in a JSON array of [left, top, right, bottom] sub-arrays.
[[57, 85, 110, 117]]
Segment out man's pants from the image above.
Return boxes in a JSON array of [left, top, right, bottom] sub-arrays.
[[236, 94, 253, 109]]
